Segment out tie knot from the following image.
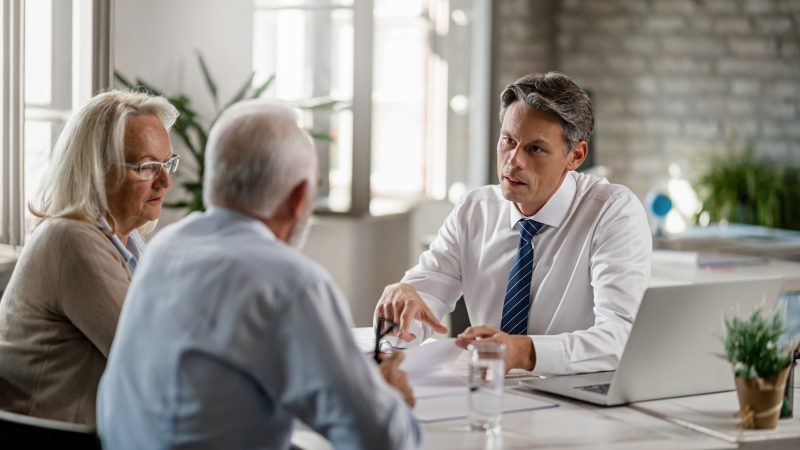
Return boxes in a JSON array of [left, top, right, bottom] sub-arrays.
[[517, 219, 543, 241]]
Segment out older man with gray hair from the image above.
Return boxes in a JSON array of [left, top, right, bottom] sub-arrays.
[[97, 100, 421, 449]]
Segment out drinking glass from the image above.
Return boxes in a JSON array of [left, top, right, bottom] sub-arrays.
[[468, 341, 506, 433]]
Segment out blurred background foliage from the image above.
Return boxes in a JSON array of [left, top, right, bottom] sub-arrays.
[[115, 51, 335, 213]]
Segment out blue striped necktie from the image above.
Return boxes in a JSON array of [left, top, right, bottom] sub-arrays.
[[500, 219, 544, 335]]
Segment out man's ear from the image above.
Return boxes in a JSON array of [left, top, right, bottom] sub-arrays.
[[567, 141, 588, 171], [287, 179, 310, 220]]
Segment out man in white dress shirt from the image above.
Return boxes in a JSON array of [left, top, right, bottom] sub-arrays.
[[375, 72, 652, 375], [98, 101, 420, 449]]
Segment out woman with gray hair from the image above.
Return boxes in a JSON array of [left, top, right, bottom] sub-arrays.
[[0, 90, 179, 426]]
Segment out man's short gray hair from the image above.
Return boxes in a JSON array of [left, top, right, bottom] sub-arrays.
[[34, 90, 178, 225], [204, 100, 317, 218], [499, 72, 594, 154]]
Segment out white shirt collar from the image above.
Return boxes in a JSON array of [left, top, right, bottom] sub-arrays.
[[97, 216, 144, 271], [507, 171, 577, 229], [205, 206, 278, 242]]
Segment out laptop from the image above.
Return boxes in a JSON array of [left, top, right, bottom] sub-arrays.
[[519, 278, 784, 406]]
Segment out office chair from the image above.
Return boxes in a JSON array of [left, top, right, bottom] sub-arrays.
[[0, 409, 101, 449]]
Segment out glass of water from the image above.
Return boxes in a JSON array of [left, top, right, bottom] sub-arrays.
[[468, 341, 506, 433]]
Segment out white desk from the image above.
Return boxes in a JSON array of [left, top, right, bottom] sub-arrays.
[[650, 255, 800, 292], [291, 374, 739, 450], [654, 224, 800, 262], [631, 388, 800, 449], [418, 384, 736, 450], [291, 329, 800, 450]]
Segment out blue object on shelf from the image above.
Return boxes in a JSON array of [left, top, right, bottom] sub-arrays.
[[650, 193, 672, 218]]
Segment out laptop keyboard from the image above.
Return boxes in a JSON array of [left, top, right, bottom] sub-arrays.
[[575, 383, 610, 395]]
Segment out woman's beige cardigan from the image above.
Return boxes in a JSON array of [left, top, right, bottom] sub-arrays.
[[0, 218, 132, 426]]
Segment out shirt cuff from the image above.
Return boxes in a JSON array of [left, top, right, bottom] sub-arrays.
[[529, 334, 567, 375]]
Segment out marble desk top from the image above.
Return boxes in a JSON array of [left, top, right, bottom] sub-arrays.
[[631, 388, 800, 446]]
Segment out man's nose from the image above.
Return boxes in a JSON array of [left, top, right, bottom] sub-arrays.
[[507, 147, 525, 169]]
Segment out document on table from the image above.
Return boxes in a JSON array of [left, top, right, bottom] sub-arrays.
[[414, 391, 557, 423], [401, 338, 467, 398], [399, 338, 557, 423], [400, 337, 464, 373]]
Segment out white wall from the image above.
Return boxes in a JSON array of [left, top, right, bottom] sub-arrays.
[[114, 0, 253, 105], [114, 0, 255, 228], [113, 2, 457, 325], [303, 213, 412, 326], [301, 199, 455, 327]]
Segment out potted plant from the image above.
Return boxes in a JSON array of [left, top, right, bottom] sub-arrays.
[[722, 305, 796, 429], [695, 140, 800, 231], [115, 51, 336, 213]]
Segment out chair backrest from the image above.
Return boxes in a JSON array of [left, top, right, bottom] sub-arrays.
[[0, 409, 101, 449]]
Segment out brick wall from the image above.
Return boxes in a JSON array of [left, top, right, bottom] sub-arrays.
[[492, 0, 800, 198], [490, 0, 557, 180]]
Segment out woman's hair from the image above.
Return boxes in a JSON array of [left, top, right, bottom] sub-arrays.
[[32, 90, 178, 229]]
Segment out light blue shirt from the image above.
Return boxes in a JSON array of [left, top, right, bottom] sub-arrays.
[[97, 207, 421, 450], [97, 217, 145, 272]]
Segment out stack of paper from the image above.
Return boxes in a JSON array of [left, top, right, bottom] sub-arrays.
[[400, 338, 557, 422], [652, 250, 768, 268]]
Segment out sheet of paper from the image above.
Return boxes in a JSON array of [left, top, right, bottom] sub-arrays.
[[409, 368, 466, 398], [398, 338, 469, 399], [399, 337, 465, 374], [413, 391, 557, 423]]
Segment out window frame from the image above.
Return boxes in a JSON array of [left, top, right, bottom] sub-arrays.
[[252, 0, 493, 217], [349, 0, 372, 216], [0, 0, 112, 247], [252, 0, 373, 217], [1, 0, 25, 247]]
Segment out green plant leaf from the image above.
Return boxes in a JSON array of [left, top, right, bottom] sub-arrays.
[[115, 53, 335, 216], [695, 141, 800, 230], [308, 130, 333, 142], [182, 181, 202, 190], [188, 123, 209, 155], [170, 94, 194, 113], [251, 74, 275, 99], [132, 78, 165, 98], [114, 71, 136, 90], [195, 50, 219, 109], [722, 305, 794, 378], [224, 72, 257, 110], [188, 188, 206, 212], [172, 126, 201, 164], [308, 99, 340, 110], [164, 201, 191, 209]]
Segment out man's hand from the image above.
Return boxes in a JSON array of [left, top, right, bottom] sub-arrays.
[[375, 283, 448, 341], [456, 325, 536, 372], [378, 352, 415, 407]]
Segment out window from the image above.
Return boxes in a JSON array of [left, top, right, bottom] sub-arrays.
[[253, 0, 356, 213], [0, 0, 110, 246], [370, 0, 429, 211], [252, 0, 491, 215]]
